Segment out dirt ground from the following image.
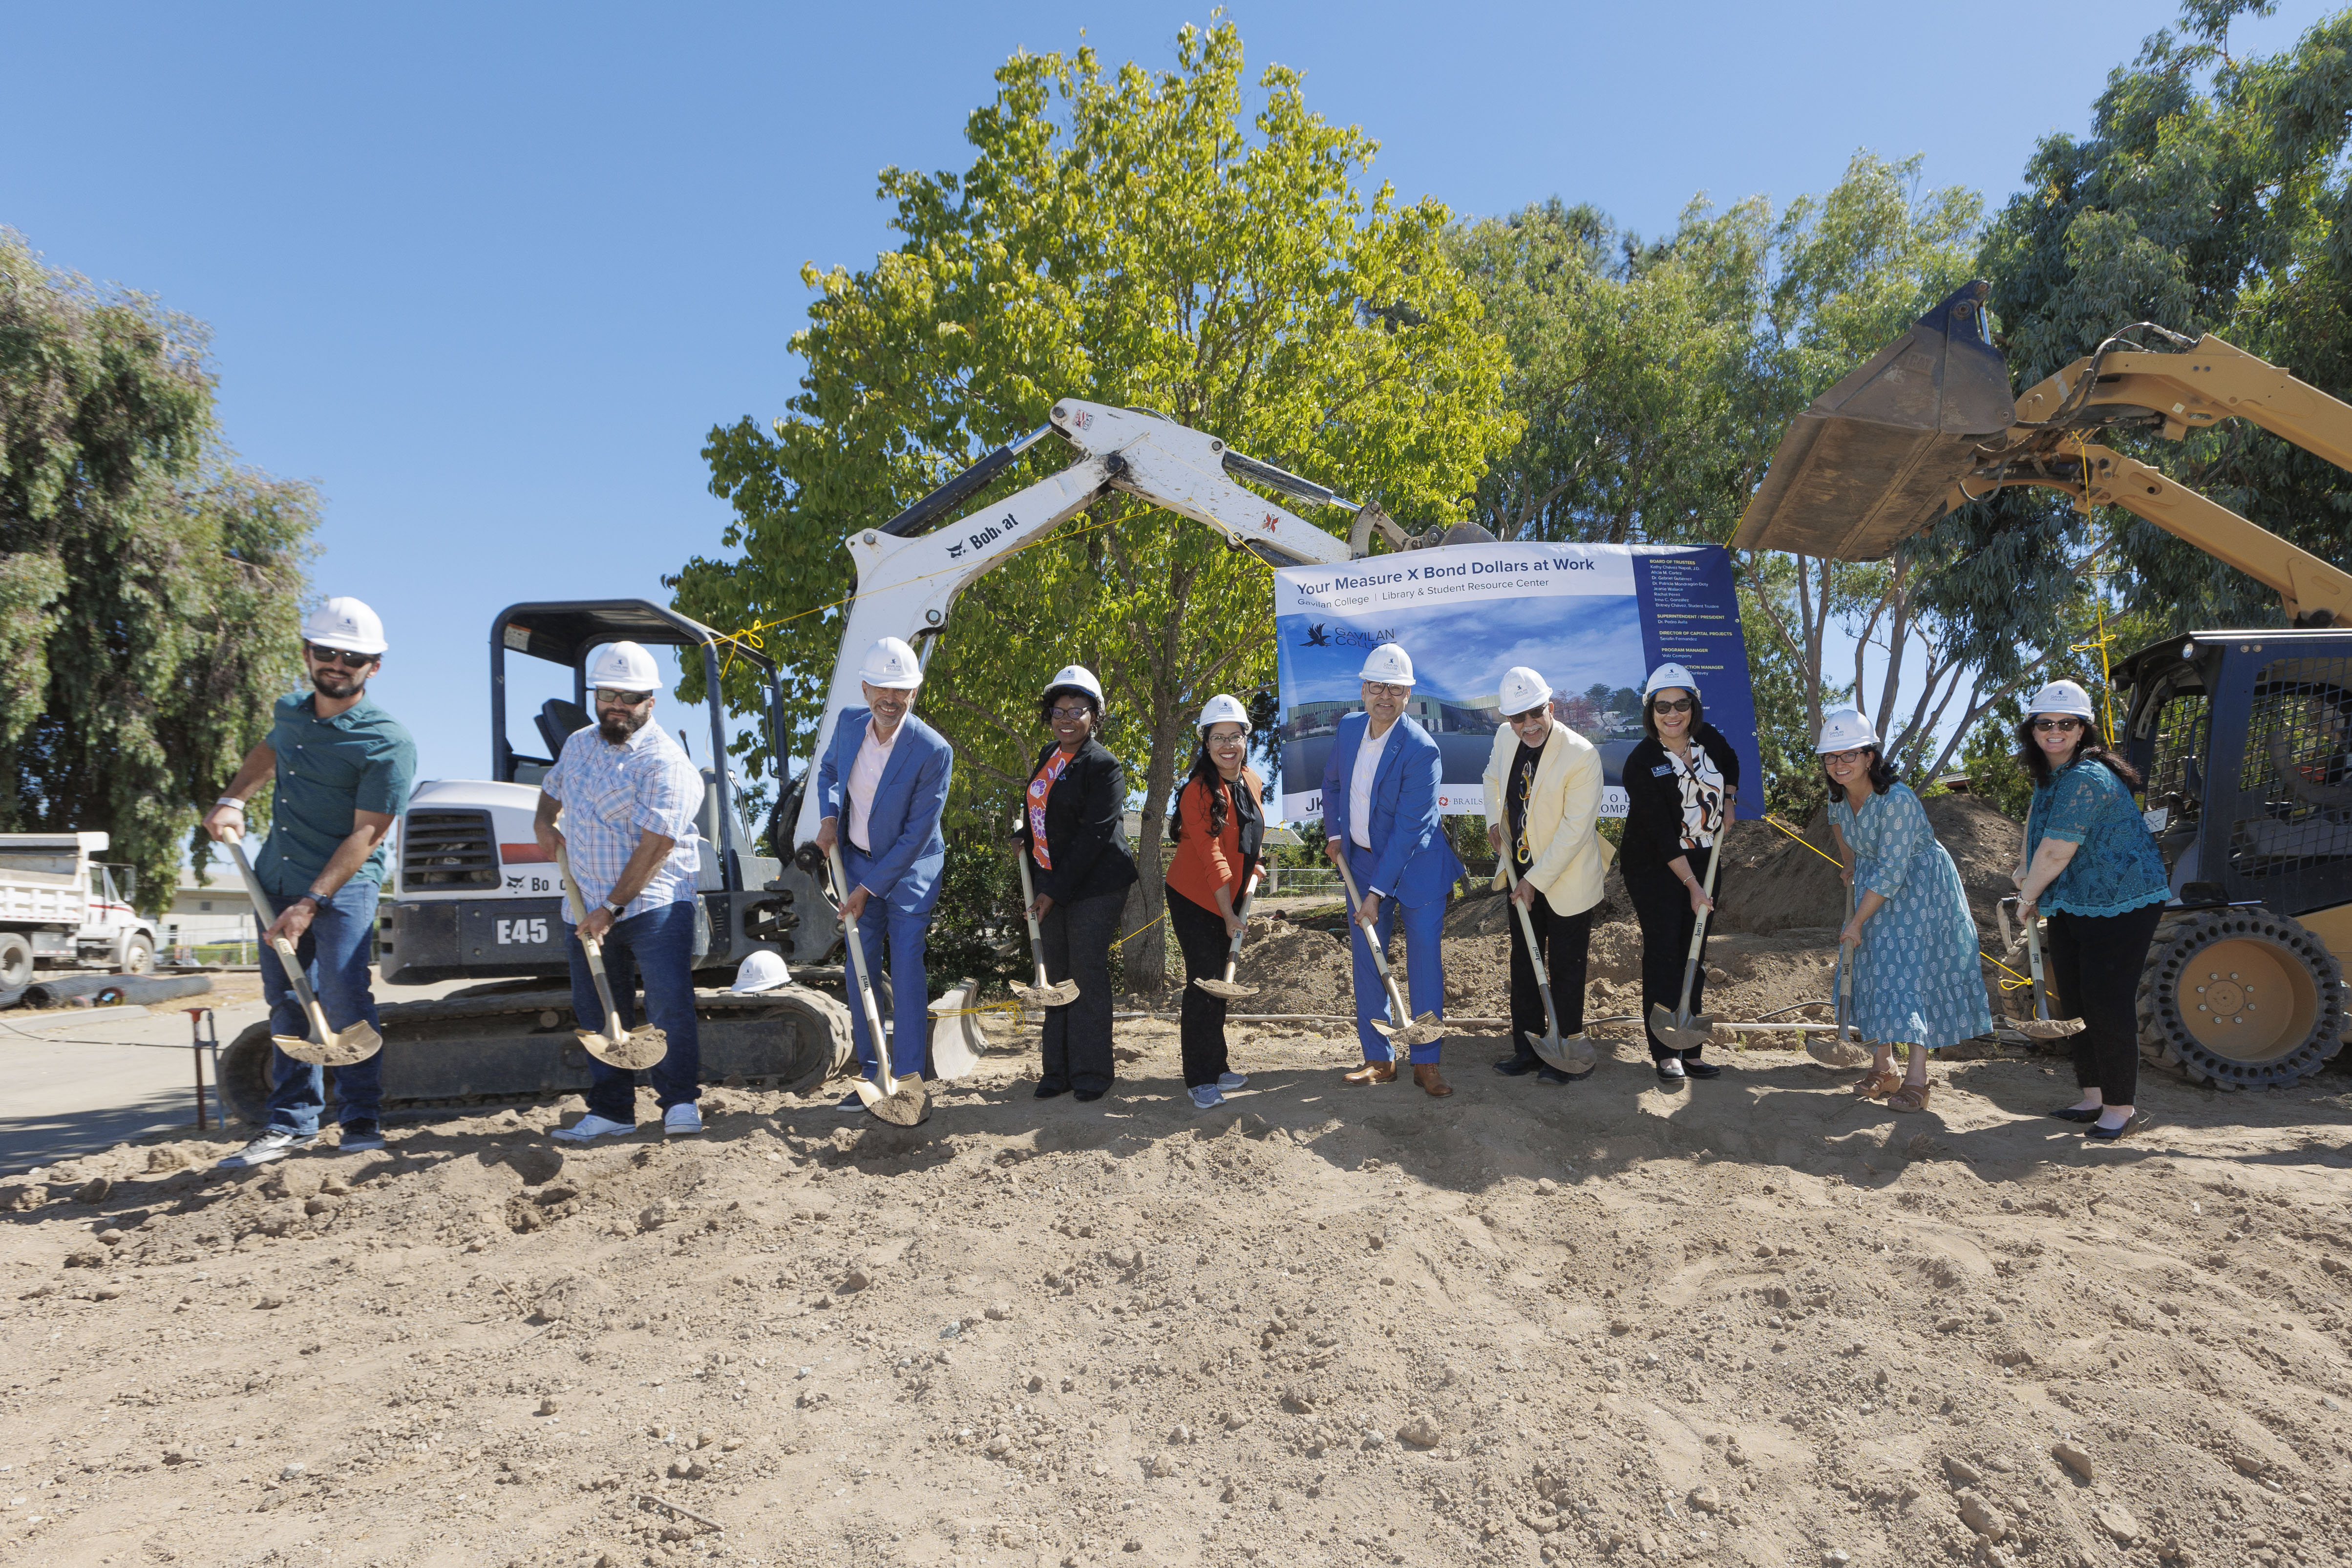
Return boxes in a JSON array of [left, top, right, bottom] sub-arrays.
[[5, 982, 2351, 1568]]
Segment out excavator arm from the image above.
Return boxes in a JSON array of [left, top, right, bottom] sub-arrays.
[[786, 398, 1392, 847], [1736, 280, 2352, 625]]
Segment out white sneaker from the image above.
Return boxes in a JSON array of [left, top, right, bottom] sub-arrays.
[[1188, 1084, 1223, 1111], [1217, 1071, 1248, 1090], [663, 1103, 704, 1136], [216, 1128, 314, 1168], [552, 1113, 636, 1144]]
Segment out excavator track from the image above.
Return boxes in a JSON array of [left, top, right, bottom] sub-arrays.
[[216, 981, 855, 1126]]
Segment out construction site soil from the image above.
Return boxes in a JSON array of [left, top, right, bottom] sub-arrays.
[[4, 792, 2350, 1568]]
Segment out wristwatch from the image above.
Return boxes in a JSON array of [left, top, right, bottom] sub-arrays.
[[604, 901, 628, 919]]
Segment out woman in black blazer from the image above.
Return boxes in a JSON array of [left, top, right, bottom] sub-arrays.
[[1620, 663, 1739, 1087], [1018, 664, 1139, 1102]]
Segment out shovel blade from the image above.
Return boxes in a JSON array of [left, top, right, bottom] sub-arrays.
[[1732, 281, 2015, 561], [865, 1079, 931, 1127], [1805, 1035, 1875, 1068], [277, 1023, 383, 1067], [1390, 1011, 1446, 1049], [926, 978, 987, 1082], [1647, 1003, 1716, 1056], [1011, 979, 1080, 1009], [1191, 976, 1256, 1000], [2013, 1018, 2085, 1040], [576, 1024, 668, 1071], [1528, 1030, 1596, 1074]]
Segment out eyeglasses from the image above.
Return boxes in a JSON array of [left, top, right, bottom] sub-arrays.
[[1824, 747, 1870, 766], [1652, 698, 1693, 715], [596, 689, 653, 708], [305, 644, 376, 669], [1207, 732, 1247, 746], [1048, 705, 1093, 721], [2032, 717, 2084, 732], [1364, 683, 1411, 699]]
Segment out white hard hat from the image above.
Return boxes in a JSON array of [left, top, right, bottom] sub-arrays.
[[1044, 664, 1104, 706], [587, 640, 662, 693], [1358, 643, 1416, 685], [1498, 667, 1553, 717], [2026, 679, 2096, 721], [1197, 693, 1251, 732], [1815, 709, 1881, 754], [1643, 662, 1699, 700], [301, 596, 387, 656], [858, 636, 924, 691], [729, 950, 791, 994]]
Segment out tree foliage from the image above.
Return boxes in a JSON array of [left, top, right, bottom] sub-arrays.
[[678, 23, 1516, 988], [0, 231, 315, 909]]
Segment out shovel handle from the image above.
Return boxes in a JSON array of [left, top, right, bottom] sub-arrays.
[[1332, 853, 1415, 1036], [827, 843, 897, 1096], [1222, 872, 1261, 970], [1014, 846, 1054, 987], [1501, 858, 1564, 1043], [553, 845, 628, 1028], [223, 835, 332, 1047], [1669, 799, 1732, 1017]]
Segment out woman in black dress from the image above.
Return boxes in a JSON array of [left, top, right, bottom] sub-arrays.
[[1017, 663, 1138, 1102], [1620, 662, 1738, 1087]]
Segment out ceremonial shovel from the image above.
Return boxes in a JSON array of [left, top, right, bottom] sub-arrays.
[[1998, 894, 2083, 1041], [1189, 870, 1261, 1002], [225, 834, 381, 1067], [1331, 855, 1445, 1051], [826, 845, 929, 1126], [1807, 878, 1874, 1068], [554, 847, 669, 1071], [1649, 798, 1732, 1056], [1010, 848, 1081, 1009], [1500, 857, 1596, 1073]]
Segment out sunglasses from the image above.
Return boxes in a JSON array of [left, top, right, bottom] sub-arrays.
[[596, 689, 653, 707], [305, 644, 376, 669], [1651, 698, 1693, 714], [2032, 717, 2084, 732]]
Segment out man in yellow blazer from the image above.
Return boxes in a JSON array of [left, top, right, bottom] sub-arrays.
[[1483, 666, 1611, 1083]]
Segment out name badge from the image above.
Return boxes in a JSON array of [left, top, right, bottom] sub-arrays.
[[1651, 763, 1677, 778]]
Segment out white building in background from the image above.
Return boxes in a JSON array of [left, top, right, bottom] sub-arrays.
[[162, 869, 257, 956]]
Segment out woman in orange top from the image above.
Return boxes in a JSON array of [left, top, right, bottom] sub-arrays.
[[1164, 694, 1265, 1110]]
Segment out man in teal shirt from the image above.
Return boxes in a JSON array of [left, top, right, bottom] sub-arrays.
[[204, 597, 417, 1166]]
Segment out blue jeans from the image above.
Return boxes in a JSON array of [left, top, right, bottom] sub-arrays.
[[1347, 844, 1447, 1064], [261, 879, 384, 1135], [565, 900, 702, 1124], [842, 844, 931, 1081]]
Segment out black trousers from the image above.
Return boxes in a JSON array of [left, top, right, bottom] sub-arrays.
[[1503, 881, 1592, 1057], [2045, 903, 2164, 1105], [1165, 885, 1236, 1088], [1625, 858, 1725, 1060], [1038, 889, 1123, 1094]]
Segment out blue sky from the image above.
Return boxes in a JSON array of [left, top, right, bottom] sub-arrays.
[[7, 0, 2329, 787]]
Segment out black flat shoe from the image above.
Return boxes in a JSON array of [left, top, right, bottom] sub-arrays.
[[1073, 1088, 1107, 1103], [1034, 1082, 1070, 1100], [1655, 1064, 1687, 1089], [1536, 1064, 1592, 1084], [1681, 1060, 1722, 1079], [1493, 1056, 1540, 1076], [2049, 1105, 2101, 1123], [2084, 1113, 2141, 1141]]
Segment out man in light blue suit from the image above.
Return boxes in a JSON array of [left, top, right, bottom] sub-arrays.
[[813, 637, 953, 1107], [1318, 641, 1466, 1096]]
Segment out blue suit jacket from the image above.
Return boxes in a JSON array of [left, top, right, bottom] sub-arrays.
[[1319, 711, 1464, 907], [815, 710, 953, 913]]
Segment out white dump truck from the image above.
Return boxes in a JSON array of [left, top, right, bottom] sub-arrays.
[[0, 831, 158, 989]]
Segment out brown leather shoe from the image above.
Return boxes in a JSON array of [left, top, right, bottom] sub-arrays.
[[1412, 1064, 1454, 1098], [1343, 1060, 1398, 1085]]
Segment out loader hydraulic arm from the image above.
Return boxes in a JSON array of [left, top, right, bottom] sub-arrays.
[[786, 399, 1379, 848], [2013, 331, 2352, 471]]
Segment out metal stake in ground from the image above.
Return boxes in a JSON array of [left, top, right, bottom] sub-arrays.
[[1500, 857, 1596, 1073], [827, 843, 929, 1126], [1648, 798, 1733, 1056], [1807, 878, 1873, 1068], [224, 834, 381, 1067], [1010, 847, 1081, 1009], [1190, 871, 1261, 1001], [1331, 855, 1444, 1050], [553, 846, 669, 1071]]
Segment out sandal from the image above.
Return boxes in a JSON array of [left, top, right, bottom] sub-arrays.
[[1886, 1081, 1932, 1114], [1850, 1069, 1901, 1098]]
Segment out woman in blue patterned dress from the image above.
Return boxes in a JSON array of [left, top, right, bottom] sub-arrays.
[[1819, 710, 1994, 1112], [2013, 679, 2170, 1142]]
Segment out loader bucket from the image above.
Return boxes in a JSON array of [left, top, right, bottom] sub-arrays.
[[1732, 280, 2017, 561]]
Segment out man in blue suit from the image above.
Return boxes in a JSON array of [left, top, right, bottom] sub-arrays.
[[1319, 641, 1465, 1096], [813, 636, 954, 1108]]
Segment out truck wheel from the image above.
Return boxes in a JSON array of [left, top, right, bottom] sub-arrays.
[[2137, 907, 2345, 1089], [0, 933, 32, 990], [119, 934, 155, 975]]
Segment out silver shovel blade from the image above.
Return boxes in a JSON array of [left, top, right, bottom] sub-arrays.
[[1528, 1030, 1596, 1074], [1388, 1011, 1447, 1048], [1648, 1003, 1717, 1056], [276, 1022, 383, 1067], [1192, 976, 1256, 1000], [1011, 979, 1081, 1008], [865, 1079, 931, 1126], [577, 1023, 668, 1071]]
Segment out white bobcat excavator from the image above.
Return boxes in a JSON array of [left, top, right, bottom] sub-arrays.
[[218, 399, 1473, 1123]]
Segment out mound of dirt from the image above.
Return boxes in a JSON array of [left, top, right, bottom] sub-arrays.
[[1717, 793, 2024, 939], [1228, 915, 1353, 1016]]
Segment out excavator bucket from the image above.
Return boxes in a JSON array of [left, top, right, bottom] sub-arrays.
[[1733, 281, 2018, 561]]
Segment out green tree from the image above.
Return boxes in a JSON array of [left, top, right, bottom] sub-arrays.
[[678, 23, 1516, 990], [0, 231, 315, 909]]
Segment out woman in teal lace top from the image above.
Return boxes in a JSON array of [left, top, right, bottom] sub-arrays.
[[2014, 679, 2171, 1142]]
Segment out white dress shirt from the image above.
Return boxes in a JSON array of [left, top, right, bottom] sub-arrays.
[[1348, 719, 1396, 851], [845, 719, 898, 853]]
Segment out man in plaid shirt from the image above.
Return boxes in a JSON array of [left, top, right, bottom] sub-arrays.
[[533, 640, 708, 1142]]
